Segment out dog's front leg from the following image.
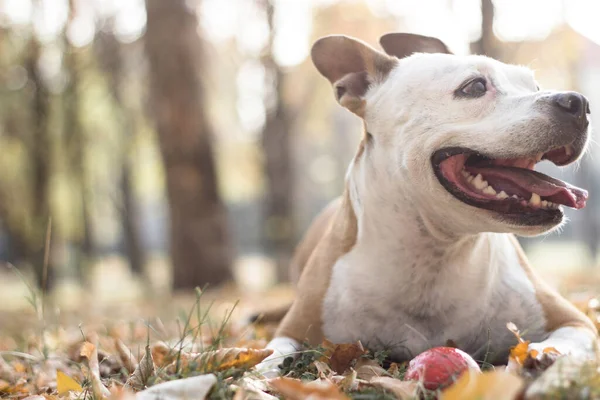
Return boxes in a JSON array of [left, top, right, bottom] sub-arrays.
[[256, 336, 302, 378], [528, 325, 598, 360]]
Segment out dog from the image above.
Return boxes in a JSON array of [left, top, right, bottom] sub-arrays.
[[256, 33, 598, 376]]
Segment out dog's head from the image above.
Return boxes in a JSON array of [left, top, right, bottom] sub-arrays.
[[312, 33, 590, 236]]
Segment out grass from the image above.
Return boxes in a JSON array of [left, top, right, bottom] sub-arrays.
[[0, 277, 599, 399]]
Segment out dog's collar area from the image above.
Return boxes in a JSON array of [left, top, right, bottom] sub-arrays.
[[431, 146, 588, 225]]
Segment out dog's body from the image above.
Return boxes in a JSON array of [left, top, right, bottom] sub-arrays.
[[257, 33, 598, 374]]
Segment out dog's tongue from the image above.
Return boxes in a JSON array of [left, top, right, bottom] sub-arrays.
[[466, 166, 588, 209]]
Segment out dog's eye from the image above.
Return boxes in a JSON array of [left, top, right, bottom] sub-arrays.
[[458, 78, 487, 98]]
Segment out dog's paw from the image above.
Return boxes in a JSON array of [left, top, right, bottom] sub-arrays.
[[255, 336, 301, 379]]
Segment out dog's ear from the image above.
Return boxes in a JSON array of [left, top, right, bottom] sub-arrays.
[[311, 35, 397, 117], [379, 33, 452, 58]]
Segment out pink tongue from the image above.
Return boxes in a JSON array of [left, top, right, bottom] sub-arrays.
[[466, 166, 588, 209]]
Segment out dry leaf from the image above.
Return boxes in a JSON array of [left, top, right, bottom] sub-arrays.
[[369, 377, 417, 399], [135, 374, 217, 400], [525, 356, 594, 399], [313, 360, 333, 379], [125, 345, 155, 391], [56, 370, 83, 395], [269, 377, 349, 400], [441, 370, 524, 400], [337, 369, 358, 392], [329, 341, 366, 374], [0, 377, 29, 396], [169, 347, 273, 374], [235, 376, 279, 400], [79, 340, 110, 399], [114, 338, 138, 373], [151, 341, 173, 368], [0, 355, 15, 382], [80, 341, 96, 360], [506, 322, 562, 375], [354, 358, 386, 381]]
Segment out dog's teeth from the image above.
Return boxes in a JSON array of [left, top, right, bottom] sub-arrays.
[[536, 152, 544, 162], [461, 170, 469, 178], [565, 145, 573, 157], [496, 191, 509, 199], [511, 194, 519, 199], [529, 193, 541, 206], [467, 175, 474, 182], [472, 174, 488, 190], [541, 200, 548, 208], [483, 185, 496, 195]]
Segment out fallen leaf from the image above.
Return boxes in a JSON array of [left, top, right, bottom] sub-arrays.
[[313, 360, 333, 379], [79, 341, 96, 360], [168, 347, 273, 374], [329, 341, 366, 374], [125, 345, 156, 391], [369, 377, 417, 399], [0, 355, 15, 382], [525, 356, 595, 399], [441, 370, 524, 400], [56, 370, 83, 395], [79, 339, 110, 399], [151, 341, 173, 368], [269, 377, 349, 400], [337, 369, 357, 392], [114, 338, 138, 373], [135, 374, 217, 400], [354, 358, 386, 381]]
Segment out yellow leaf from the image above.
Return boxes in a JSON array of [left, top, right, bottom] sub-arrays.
[[56, 371, 83, 395], [441, 370, 524, 400], [167, 347, 273, 374], [509, 341, 531, 365]]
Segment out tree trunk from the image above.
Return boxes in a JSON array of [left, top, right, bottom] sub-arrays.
[[144, 0, 233, 289], [64, 0, 95, 281], [26, 36, 53, 289], [470, 0, 498, 59], [261, 0, 294, 282], [95, 28, 146, 277]]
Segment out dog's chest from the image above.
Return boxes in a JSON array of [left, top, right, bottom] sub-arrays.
[[321, 236, 548, 363]]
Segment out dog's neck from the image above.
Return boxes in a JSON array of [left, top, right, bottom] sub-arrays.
[[346, 169, 502, 281]]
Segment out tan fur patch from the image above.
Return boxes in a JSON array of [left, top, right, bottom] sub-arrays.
[[509, 235, 598, 335], [275, 191, 357, 345]]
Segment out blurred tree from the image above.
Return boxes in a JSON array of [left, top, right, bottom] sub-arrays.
[[470, 0, 499, 59], [260, 0, 294, 281], [95, 25, 147, 278], [25, 7, 54, 288], [144, 0, 233, 288], [63, 0, 95, 281]]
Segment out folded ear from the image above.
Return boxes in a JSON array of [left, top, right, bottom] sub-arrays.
[[311, 35, 398, 117], [379, 33, 452, 59]]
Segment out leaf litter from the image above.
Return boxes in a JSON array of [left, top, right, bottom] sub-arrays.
[[0, 286, 598, 400]]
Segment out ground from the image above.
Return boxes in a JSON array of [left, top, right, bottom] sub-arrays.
[[0, 254, 599, 399]]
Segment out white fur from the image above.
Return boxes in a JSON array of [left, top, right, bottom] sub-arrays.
[[528, 326, 598, 359], [256, 336, 301, 378], [263, 51, 594, 370]]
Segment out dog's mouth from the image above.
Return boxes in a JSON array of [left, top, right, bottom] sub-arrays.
[[432, 145, 588, 224]]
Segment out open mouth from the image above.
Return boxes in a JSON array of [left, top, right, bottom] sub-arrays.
[[432, 145, 588, 225]]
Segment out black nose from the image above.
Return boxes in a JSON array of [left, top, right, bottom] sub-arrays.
[[552, 91, 590, 128]]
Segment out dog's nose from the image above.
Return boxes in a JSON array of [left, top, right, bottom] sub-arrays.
[[552, 92, 590, 128]]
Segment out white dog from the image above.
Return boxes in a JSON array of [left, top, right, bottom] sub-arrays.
[[257, 33, 598, 375]]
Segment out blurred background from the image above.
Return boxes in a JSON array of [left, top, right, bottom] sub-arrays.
[[0, 0, 599, 310]]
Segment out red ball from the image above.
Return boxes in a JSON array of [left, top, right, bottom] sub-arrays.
[[404, 347, 481, 391]]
